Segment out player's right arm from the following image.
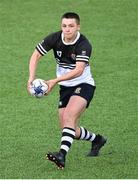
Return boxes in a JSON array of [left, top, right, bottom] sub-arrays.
[[27, 32, 58, 93], [27, 49, 42, 92]]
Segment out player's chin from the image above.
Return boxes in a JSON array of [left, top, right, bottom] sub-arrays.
[[64, 34, 73, 39]]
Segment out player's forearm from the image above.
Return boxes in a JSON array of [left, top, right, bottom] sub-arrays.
[[45, 68, 83, 93], [28, 50, 42, 83], [28, 59, 38, 82], [55, 68, 83, 83]]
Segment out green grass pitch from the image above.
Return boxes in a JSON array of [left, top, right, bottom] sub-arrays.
[[0, 0, 138, 178]]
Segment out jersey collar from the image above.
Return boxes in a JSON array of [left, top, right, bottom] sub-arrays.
[[61, 31, 80, 45]]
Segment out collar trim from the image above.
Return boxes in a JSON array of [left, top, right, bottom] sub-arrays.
[[61, 32, 80, 45]]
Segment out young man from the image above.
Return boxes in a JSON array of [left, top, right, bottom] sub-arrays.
[[27, 12, 107, 169]]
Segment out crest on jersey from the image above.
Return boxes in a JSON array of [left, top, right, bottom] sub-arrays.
[[71, 53, 76, 60], [57, 51, 62, 57]]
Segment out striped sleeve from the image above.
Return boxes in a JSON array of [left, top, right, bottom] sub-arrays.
[[35, 32, 59, 56], [76, 55, 90, 62], [36, 42, 47, 56], [75, 39, 92, 63]]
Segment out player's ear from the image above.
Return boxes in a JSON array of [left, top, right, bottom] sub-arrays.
[[77, 24, 80, 31]]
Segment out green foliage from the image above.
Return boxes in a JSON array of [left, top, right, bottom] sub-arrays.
[[0, 0, 138, 178]]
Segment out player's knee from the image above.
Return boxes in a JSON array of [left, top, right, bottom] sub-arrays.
[[62, 112, 72, 122], [62, 112, 76, 127]]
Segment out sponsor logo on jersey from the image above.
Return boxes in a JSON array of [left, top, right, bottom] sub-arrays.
[[81, 50, 86, 56], [75, 87, 81, 94], [57, 51, 62, 57]]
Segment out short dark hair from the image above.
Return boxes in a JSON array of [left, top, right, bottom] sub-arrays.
[[61, 12, 80, 24]]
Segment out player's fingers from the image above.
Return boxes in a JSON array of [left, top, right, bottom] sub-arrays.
[[27, 81, 33, 94]]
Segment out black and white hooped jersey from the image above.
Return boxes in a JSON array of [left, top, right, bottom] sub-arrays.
[[36, 31, 95, 87]]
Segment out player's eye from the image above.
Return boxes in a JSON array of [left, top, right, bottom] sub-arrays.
[[62, 24, 66, 28], [69, 24, 74, 27]]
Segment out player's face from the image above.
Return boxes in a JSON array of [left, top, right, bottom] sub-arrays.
[[61, 18, 80, 42]]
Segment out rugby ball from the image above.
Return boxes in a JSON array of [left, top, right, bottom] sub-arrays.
[[29, 79, 48, 98]]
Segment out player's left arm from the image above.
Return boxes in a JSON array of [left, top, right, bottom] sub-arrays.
[[45, 61, 86, 93], [56, 61, 86, 81]]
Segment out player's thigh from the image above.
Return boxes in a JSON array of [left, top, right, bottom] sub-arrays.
[[63, 95, 87, 123], [58, 98, 86, 133], [58, 90, 86, 129]]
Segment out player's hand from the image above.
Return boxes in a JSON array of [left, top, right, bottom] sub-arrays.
[[44, 79, 57, 95], [27, 80, 33, 94]]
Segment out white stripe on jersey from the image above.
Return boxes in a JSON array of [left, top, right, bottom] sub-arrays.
[[76, 55, 89, 62], [36, 43, 47, 55], [56, 58, 76, 69], [76, 55, 89, 59], [59, 65, 75, 69], [36, 45, 45, 55], [76, 58, 89, 62], [57, 65, 95, 87]]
